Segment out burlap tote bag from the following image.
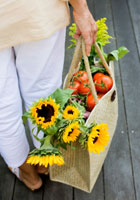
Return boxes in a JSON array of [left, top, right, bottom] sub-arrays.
[[50, 37, 118, 193]]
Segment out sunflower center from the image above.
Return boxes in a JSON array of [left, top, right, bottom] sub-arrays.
[[92, 131, 100, 144], [36, 104, 54, 122], [93, 137, 98, 143], [68, 110, 74, 114], [68, 129, 74, 136]]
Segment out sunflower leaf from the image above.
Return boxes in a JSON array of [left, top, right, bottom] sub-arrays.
[[49, 88, 73, 108], [71, 100, 85, 115], [32, 127, 36, 134], [33, 134, 43, 142], [46, 125, 58, 135], [22, 115, 27, 124], [22, 112, 30, 124], [36, 126, 41, 136], [70, 142, 76, 150], [60, 143, 67, 150]]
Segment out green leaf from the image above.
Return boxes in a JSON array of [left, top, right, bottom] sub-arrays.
[[46, 125, 58, 135], [50, 88, 73, 108], [36, 127, 41, 136], [68, 44, 76, 49], [118, 46, 129, 59], [70, 142, 76, 150], [32, 127, 36, 134], [107, 50, 119, 61], [107, 46, 129, 62], [90, 66, 107, 74], [22, 115, 27, 124], [60, 143, 67, 150], [33, 134, 43, 142], [22, 112, 30, 124], [71, 100, 85, 115]]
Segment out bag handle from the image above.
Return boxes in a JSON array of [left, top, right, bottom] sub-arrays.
[[81, 38, 99, 104], [64, 36, 83, 89], [94, 42, 111, 76], [64, 36, 112, 105]]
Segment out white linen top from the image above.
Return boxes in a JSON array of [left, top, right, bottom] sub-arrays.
[[0, 0, 70, 50]]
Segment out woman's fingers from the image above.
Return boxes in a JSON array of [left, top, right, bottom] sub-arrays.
[[83, 32, 92, 56], [73, 10, 98, 56], [73, 26, 81, 39], [92, 22, 98, 44]]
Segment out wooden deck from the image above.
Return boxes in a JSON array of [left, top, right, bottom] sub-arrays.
[[0, 0, 140, 199]]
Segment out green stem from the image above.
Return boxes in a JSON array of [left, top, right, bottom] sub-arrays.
[[40, 135, 53, 149]]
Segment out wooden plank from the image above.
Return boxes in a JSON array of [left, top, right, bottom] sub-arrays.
[[112, 0, 140, 199], [94, 0, 136, 199], [43, 176, 73, 200], [0, 156, 15, 200], [128, 0, 140, 55], [13, 175, 43, 200]]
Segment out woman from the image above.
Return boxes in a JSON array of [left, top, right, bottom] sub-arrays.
[[0, 0, 97, 190]]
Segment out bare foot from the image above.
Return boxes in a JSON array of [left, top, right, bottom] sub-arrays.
[[36, 165, 49, 175], [19, 161, 43, 191]]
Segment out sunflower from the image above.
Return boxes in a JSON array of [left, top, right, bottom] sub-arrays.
[[63, 121, 81, 143], [36, 117, 45, 125], [63, 105, 79, 120], [31, 98, 60, 129], [88, 123, 110, 154], [27, 154, 64, 168]]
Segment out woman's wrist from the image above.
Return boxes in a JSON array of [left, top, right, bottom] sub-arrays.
[[70, 0, 97, 56], [73, 8, 91, 20], [69, 0, 88, 14]]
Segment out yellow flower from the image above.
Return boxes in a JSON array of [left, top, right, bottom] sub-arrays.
[[31, 98, 60, 129], [96, 18, 112, 46], [88, 123, 110, 154], [36, 117, 45, 125], [31, 107, 38, 118], [63, 121, 81, 143], [27, 155, 64, 168], [63, 105, 79, 120]]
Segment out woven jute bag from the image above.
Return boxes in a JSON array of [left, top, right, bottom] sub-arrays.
[[50, 37, 118, 193]]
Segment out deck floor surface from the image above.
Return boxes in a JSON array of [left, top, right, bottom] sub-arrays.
[[0, 0, 140, 199]]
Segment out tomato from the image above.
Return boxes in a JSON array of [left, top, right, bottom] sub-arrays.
[[73, 71, 88, 83], [68, 81, 80, 95], [78, 81, 90, 96], [93, 74, 113, 93], [86, 93, 104, 111], [86, 94, 95, 111], [93, 72, 104, 80], [98, 93, 104, 99]]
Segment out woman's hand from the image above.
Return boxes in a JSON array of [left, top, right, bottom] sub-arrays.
[[69, 0, 97, 56], [73, 9, 98, 56]]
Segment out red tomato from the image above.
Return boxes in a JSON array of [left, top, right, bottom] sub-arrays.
[[78, 81, 90, 96], [93, 72, 104, 80], [86, 94, 95, 111], [86, 93, 104, 111], [73, 71, 88, 83], [98, 93, 104, 100], [68, 81, 80, 95], [93, 74, 113, 93]]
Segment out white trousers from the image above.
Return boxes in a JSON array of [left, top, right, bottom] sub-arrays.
[[0, 28, 66, 167]]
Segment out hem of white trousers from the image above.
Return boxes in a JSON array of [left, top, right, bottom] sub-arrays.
[[8, 145, 30, 168]]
